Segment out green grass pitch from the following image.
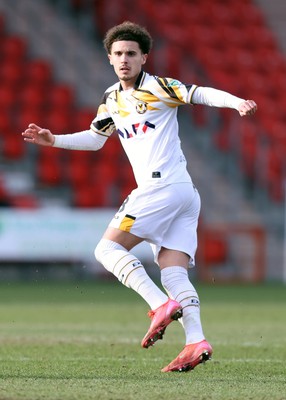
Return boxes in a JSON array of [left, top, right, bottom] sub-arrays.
[[0, 279, 285, 400]]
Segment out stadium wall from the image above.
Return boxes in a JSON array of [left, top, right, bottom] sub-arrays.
[[0, 209, 267, 283]]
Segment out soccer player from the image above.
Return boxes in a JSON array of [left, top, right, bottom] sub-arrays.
[[22, 21, 257, 372]]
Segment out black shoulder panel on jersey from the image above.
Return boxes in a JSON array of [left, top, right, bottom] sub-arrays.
[[155, 77, 179, 100], [92, 118, 115, 134], [186, 84, 194, 91], [136, 88, 153, 95], [100, 90, 113, 105]]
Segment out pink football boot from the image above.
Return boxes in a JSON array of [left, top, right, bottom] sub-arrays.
[[162, 340, 213, 372], [141, 299, 183, 348]]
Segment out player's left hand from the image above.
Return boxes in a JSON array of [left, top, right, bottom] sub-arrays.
[[238, 100, 257, 116]]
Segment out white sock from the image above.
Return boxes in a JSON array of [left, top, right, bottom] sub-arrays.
[[161, 266, 205, 344], [95, 239, 168, 309]]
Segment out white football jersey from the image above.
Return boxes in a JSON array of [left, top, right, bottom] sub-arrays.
[[90, 71, 197, 187]]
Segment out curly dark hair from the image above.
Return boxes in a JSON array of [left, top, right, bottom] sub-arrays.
[[103, 21, 153, 55]]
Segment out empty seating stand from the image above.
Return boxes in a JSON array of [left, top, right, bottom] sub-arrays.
[[92, 0, 286, 203], [0, 11, 135, 209]]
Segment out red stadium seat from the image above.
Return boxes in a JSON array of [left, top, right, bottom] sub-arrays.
[[0, 60, 24, 87], [0, 84, 16, 110], [262, 145, 284, 202], [99, 135, 122, 159], [18, 83, 47, 109], [38, 145, 65, 161], [45, 108, 73, 133], [92, 162, 119, 185], [198, 229, 228, 266], [72, 182, 108, 208], [37, 151, 63, 186], [237, 120, 260, 179], [24, 59, 53, 87], [2, 132, 25, 159], [48, 84, 75, 109], [16, 106, 44, 132], [0, 35, 27, 62], [65, 157, 90, 188], [0, 112, 12, 132], [73, 108, 95, 131], [11, 194, 39, 209]]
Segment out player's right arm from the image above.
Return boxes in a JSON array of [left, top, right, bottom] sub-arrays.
[[22, 123, 55, 146], [22, 92, 116, 151], [22, 123, 109, 151]]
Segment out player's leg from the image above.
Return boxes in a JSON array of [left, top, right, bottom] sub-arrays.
[[95, 227, 168, 309], [95, 227, 182, 348], [159, 249, 204, 344], [154, 184, 212, 372], [159, 249, 212, 372]]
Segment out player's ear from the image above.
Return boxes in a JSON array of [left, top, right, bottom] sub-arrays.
[[142, 54, 148, 65], [108, 55, 112, 65]]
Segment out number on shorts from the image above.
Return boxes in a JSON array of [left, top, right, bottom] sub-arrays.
[[118, 196, 129, 214]]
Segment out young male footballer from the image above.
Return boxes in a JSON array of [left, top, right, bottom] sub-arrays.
[[23, 21, 257, 372]]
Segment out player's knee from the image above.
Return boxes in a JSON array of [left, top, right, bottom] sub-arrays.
[[94, 239, 126, 266], [94, 239, 108, 264]]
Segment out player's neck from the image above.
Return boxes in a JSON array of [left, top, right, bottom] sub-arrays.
[[120, 80, 135, 91]]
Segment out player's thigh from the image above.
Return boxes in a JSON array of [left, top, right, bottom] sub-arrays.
[[153, 187, 201, 267], [102, 227, 143, 251], [108, 183, 198, 246]]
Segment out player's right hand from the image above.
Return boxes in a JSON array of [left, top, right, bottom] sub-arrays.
[[22, 123, 55, 146]]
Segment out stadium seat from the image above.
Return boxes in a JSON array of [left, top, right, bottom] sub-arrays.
[[236, 120, 260, 180], [2, 132, 25, 159], [73, 108, 95, 131], [65, 156, 91, 188], [37, 151, 63, 187], [261, 145, 284, 202], [0, 112, 11, 132], [16, 106, 44, 132], [0, 84, 16, 111], [92, 162, 119, 186], [48, 84, 75, 110], [24, 59, 53, 87], [72, 182, 108, 208], [98, 135, 122, 160], [0, 60, 24, 88], [18, 83, 47, 109], [45, 108, 73, 133], [199, 231, 228, 266], [10, 193, 39, 209], [0, 35, 27, 63]]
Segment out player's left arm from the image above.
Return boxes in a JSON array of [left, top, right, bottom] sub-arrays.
[[192, 86, 257, 116]]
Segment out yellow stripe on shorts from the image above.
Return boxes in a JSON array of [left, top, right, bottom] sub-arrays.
[[119, 214, 136, 233]]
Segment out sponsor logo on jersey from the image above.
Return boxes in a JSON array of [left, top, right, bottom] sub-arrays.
[[167, 79, 180, 87], [118, 120, 155, 139]]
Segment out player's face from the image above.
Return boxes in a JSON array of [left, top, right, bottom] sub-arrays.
[[108, 41, 147, 90]]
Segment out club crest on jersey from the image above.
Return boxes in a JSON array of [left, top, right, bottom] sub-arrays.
[[135, 100, 147, 114]]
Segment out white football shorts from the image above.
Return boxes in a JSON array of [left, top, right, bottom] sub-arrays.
[[108, 182, 201, 267]]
